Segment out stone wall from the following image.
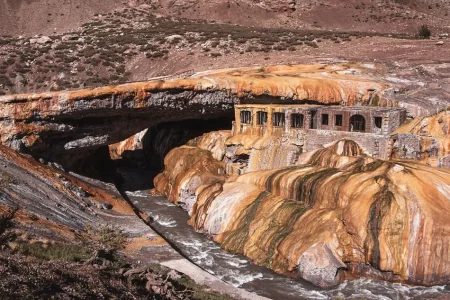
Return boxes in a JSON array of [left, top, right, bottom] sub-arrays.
[[304, 130, 389, 159], [234, 104, 407, 137], [233, 104, 405, 160]]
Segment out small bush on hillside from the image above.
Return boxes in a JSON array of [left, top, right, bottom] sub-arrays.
[[0, 207, 17, 245], [16, 243, 91, 262], [87, 224, 128, 252], [418, 25, 431, 39]]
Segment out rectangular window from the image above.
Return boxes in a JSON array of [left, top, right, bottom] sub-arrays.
[[257, 111, 268, 125], [321, 114, 329, 126], [240, 111, 252, 124], [335, 114, 343, 126], [291, 114, 304, 128], [273, 112, 285, 127], [375, 117, 382, 129]]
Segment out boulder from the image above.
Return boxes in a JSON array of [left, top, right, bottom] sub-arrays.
[[30, 36, 52, 44]]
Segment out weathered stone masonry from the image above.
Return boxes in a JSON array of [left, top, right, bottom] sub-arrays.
[[233, 104, 407, 159]]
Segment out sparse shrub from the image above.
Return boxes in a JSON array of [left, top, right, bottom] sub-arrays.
[[0, 75, 13, 86], [418, 25, 431, 39], [0, 206, 17, 245], [110, 74, 120, 81], [87, 224, 128, 252], [16, 242, 91, 262]]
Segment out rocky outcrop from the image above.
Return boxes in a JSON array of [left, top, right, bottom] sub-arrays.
[[391, 110, 450, 167], [155, 133, 450, 288], [0, 64, 387, 167], [109, 129, 148, 160], [0, 144, 175, 260]]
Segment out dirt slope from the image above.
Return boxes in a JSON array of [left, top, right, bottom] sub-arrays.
[[1, 0, 449, 36], [0, 0, 125, 36]]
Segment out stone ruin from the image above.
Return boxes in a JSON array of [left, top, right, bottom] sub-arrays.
[[226, 104, 414, 174]]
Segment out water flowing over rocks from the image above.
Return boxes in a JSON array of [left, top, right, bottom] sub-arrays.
[[154, 132, 450, 288]]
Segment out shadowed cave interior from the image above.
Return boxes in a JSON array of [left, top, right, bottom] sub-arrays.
[[75, 117, 233, 191]]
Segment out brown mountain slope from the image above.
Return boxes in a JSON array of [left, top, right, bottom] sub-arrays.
[[152, 0, 450, 34], [1, 0, 449, 36], [0, 0, 126, 36]]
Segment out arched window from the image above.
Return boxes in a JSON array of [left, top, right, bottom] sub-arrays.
[[291, 113, 304, 128], [349, 114, 366, 132], [256, 111, 268, 125], [240, 110, 252, 124], [273, 112, 285, 127]]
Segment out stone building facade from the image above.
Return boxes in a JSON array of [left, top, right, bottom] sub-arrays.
[[232, 104, 407, 159]]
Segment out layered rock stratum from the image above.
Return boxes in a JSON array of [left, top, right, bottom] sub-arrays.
[[154, 132, 450, 288], [0, 64, 389, 168]]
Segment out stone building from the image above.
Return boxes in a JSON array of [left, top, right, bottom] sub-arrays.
[[232, 104, 407, 159]]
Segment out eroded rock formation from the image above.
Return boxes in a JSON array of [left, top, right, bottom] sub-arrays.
[[154, 132, 450, 288], [392, 110, 450, 167], [0, 64, 388, 167]]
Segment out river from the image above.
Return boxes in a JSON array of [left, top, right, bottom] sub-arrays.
[[123, 188, 450, 300]]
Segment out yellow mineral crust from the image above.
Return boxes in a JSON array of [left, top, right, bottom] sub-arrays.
[[0, 63, 391, 156], [0, 63, 388, 118], [187, 130, 232, 161], [154, 146, 226, 207], [155, 136, 450, 287], [394, 111, 450, 162], [395, 111, 450, 138], [297, 139, 373, 169]]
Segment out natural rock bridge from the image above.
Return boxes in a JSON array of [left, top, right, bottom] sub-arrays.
[[0, 64, 388, 167]]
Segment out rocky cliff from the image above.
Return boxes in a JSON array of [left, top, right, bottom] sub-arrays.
[[0, 143, 176, 259], [154, 134, 450, 288], [0, 64, 388, 168], [392, 110, 450, 167]]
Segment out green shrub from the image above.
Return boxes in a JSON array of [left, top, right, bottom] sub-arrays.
[[87, 224, 128, 252], [16, 243, 91, 262], [418, 25, 431, 39]]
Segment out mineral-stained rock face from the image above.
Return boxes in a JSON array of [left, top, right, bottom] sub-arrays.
[[154, 143, 228, 214], [0, 143, 136, 229], [109, 129, 148, 160], [391, 111, 450, 167], [155, 133, 450, 288], [0, 144, 180, 265], [0, 64, 387, 167]]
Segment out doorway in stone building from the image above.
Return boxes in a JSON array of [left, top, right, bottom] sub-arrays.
[[350, 114, 366, 132]]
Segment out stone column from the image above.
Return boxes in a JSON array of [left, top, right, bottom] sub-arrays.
[[267, 107, 273, 136], [234, 106, 241, 135], [285, 108, 290, 135]]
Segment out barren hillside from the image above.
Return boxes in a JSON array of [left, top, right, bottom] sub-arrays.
[[1, 0, 449, 36]]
